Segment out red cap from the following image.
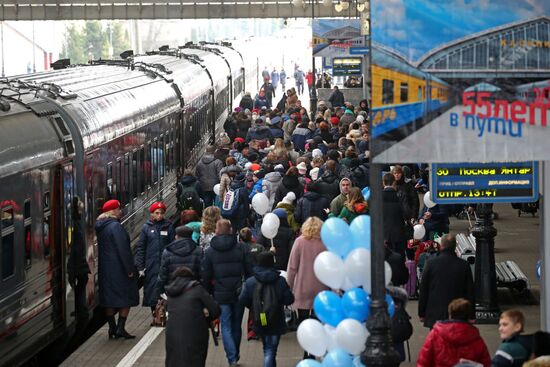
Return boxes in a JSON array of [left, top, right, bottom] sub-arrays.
[[234, 137, 245, 143], [250, 163, 261, 171], [102, 200, 120, 213], [252, 108, 260, 114], [330, 116, 340, 125], [149, 202, 167, 213]]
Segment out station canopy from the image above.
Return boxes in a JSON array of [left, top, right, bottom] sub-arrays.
[[0, 0, 348, 20]]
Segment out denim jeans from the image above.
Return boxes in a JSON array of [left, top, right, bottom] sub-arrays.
[[219, 303, 244, 364], [261, 335, 281, 367]]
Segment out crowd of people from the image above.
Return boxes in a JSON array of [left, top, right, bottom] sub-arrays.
[[93, 85, 549, 367]]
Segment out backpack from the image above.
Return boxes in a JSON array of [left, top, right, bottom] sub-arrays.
[[252, 282, 280, 331], [177, 183, 202, 213], [390, 305, 413, 343], [221, 187, 242, 218]]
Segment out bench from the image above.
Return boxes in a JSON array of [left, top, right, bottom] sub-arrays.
[[495, 260, 530, 296]]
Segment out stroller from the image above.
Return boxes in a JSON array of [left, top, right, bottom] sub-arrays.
[[512, 200, 539, 217]]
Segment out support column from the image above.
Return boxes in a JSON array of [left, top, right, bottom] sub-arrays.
[[471, 203, 500, 324], [542, 162, 550, 330], [361, 163, 400, 366]]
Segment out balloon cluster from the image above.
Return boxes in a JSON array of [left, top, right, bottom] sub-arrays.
[[251, 192, 281, 239], [295, 216, 396, 366]]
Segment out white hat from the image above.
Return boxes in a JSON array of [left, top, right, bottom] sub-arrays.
[[310, 167, 320, 181], [282, 192, 296, 205], [312, 149, 323, 159], [244, 162, 252, 170], [274, 164, 285, 173], [356, 115, 365, 123], [296, 162, 307, 174]]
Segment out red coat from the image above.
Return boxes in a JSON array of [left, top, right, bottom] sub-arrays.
[[417, 321, 491, 367]]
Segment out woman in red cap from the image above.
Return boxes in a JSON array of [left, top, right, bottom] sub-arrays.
[[95, 199, 139, 339], [134, 201, 175, 325]]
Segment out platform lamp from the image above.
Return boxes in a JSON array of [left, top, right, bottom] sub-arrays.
[[293, 0, 318, 117]]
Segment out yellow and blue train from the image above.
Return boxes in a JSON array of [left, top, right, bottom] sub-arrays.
[[371, 43, 452, 139]]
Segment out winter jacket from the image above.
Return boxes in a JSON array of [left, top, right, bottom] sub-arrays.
[[95, 216, 139, 308], [231, 151, 249, 169], [68, 220, 91, 279], [257, 218, 295, 271], [280, 70, 287, 85], [316, 172, 341, 202], [254, 96, 268, 110], [262, 172, 283, 210], [286, 236, 328, 309], [226, 177, 250, 231], [283, 119, 297, 141], [269, 126, 284, 140], [246, 125, 274, 143], [385, 246, 408, 286], [329, 178, 352, 216], [201, 234, 253, 304], [219, 165, 242, 199], [239, 266, 294, 335], [382, 188, 407, 254], [328, 89, 345, 107], [417, 320, 491, 367], [165, 277, 220, 367], [236, 118, 252, 139], [418, 249, 475, 329], [275, 202, 300, 233], [271, 71, 280, 87], [286, 92, 298, 108], [134, 219, 176, 306], [337, 202, 368, 223], [195, 154, 223, 192], [214, 148, 230, 165], [492, 333, 532, 367], [239, 95, 254, 111], [275, 175, 304, 204], [249, 178, 264, 200], [294, 191, 330, 224], [421, 204, 450, 239], [291, 127, 313, 152], [350, 164, 370, 189], [155, 237, 204, 299], [177, 176, 203, 214], [395, 178, 420, 220]]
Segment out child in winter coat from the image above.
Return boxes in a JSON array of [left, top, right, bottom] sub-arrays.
[[239, 252, 294, 367], [492, 310, 532, 367]]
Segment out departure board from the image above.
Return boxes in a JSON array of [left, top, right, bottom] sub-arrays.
[[431, 162, 539, 204]]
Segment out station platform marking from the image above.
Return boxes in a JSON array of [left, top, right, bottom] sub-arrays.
[[116, 327, 163, 367]]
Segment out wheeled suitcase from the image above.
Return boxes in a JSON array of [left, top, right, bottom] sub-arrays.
[[405, 260, 417, 299]]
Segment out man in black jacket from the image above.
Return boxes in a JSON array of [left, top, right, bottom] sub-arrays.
[[195, 146, 223, 207], [382, 173, 407, 254], [328, 86, 345, 108], [295, 181, 330, 223], [418, 234, 474, 329], [201, 219, 253, 366], [316, 160, 341, 202]]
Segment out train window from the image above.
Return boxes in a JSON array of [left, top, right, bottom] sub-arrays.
[[144, 143, 151, 188], [152, 140, 159, 184], [132, 151, 139, 199], [116, 159, 123, 203], [24, 199, 31, 268], [382, 79, 394, 105], [43, 192, 51, 259], [124, 154, 131, 204], [1, 204, 15, 279], [106, 163, 114, 199], [139, 147, 145, 194], [400, 83, 408, 103]]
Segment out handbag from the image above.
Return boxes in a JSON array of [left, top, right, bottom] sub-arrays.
[[152, 298, 167, 327], [390, 304, 413, 343]]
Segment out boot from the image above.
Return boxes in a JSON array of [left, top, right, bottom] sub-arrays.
[[116, 316, 135, 339], [108, 315, 117, 339]]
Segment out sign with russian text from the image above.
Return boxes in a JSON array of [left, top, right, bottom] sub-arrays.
[[431, 162, 539, 204], [371, 1, 550, 163], [333, 57, 362, 76]]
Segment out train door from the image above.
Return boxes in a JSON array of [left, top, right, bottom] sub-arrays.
[[176, 112, 184, 173], [210, 90, 215, 143], [60, 162, 76, 324]]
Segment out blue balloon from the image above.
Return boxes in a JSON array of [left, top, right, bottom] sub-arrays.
[[361, 187, 370, 201], [297, 360, 322, 367], [353, 356, 366, 367], [386, 294, 395, 318], [536, 260, 541, 280], [350, 215, 371, 250], [321, 218, 353, 257], [313, 291, 345, 327], [341, 288, 371, 322], [322, 348, 353, 367]]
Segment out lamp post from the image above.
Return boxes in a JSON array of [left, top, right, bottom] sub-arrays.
[[310, 0, 318, 118], [361, 1, 400, 364]]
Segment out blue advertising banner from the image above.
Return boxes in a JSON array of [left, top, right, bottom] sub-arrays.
[[430, 162, 539, 204], [371, 1, 550, 163]]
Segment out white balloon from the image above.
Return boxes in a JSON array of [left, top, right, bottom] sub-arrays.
[[261, 215, 280, 239], [297, 319, 328, 357], [324, 324, 338, 351], [413, 224, 426, 240], [384, 261, 393, 286], [423, 192, 436, 209], [314, 251, 345, 289], [213, 183, 221, 196], [335, 319, 368, 355], [252, 193, 270, 215], [345, 248, 371, 291]]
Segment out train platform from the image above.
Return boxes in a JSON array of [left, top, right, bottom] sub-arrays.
[[60, 203, 542, 367]]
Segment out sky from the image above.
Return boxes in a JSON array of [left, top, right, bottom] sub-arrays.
[[372, 0, 550, 62]]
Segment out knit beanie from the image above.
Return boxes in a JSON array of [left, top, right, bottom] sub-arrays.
[[282, 192, 296, 205]]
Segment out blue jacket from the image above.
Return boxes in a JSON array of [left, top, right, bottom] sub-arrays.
[[135, 219, 176, 306], [201, 234, 254, 304], [154, 237, 203, 300], [294, 191, 330, 223], [246, 125, 274, 143], [291, 127, 313, 152], [249, 178, 264, 199], [239, 266, 294, 335], [95, 217, 139, 308]]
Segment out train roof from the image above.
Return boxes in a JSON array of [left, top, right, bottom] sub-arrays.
[[372, 42, 449, 86], [514, 79, 550, 91]]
